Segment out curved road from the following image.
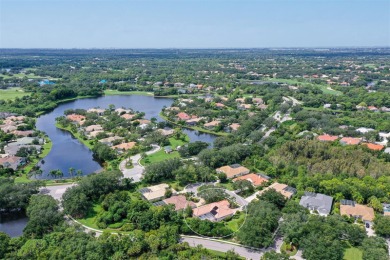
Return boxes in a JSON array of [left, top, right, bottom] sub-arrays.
[[119, 144, 160, 182]]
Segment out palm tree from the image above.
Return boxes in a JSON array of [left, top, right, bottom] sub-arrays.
[[68, 167, 75, 178], [76, 169, 83, 177]]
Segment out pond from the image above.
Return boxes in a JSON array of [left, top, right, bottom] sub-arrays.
[[0, 214, 28, 237], [35, 95, 216, 179]]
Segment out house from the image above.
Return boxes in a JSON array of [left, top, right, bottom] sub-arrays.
[[98, 136, 123, 146], [317, 134, 338, 142], [186, 118, 203, 126], [87, 108, 105, 115], [259, 182, 296, 199], [380, 107, 390, 112], [115, 108, 132, 115], [85, 125, 103, 133], [12, 130, 34, 137], [136, 119, 151, 125], [164, 146, 173, 154], [340, 137, 361, 145], [88, 130, 104, 138], [112, 142, 136, 152], [157, 128, 175, 136], [257, 104, 268, 110], [140, 183, 176, 202], [299, 192, 334, 216], [6, 115, 26, 122], [235, 98, 245, 103], [176, 112, 191, 121], [229, 123, 240, 132], [340, 200, 375, 228], [362, 143, 384, 151], [215, 103, 225, 109], [193, 200, 236, 222], [66, 114, 86, 124], [384, 147, 390, 154], [233, 173, 270, 187], [9, 137, 41, 146], [0, 156, 26, 170], [238, 104, 251, 110], [121, 114, 136, 120], [368, 106, 379, 112], [252, 97, 264, 104], [165, 106, 180, 112], [356, 105, 367, 111], [4, 144, 42, 156], [356, 127, 374, 134], [216, 164, 250, 179], [204, 120, 220, 130], [0, 125, 17, 133], [160, 195, 196, 211]]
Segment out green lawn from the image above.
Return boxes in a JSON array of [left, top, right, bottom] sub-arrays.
[[344, 247, 363, 260], [281, 242, 298, 256], [0, 88, 30, 100], [225, 213, 246, 232], [140, 136, 189, 165], [15, 138, 53, 183], [55, 123, 94, 149], [104, 89, 154, 96], [217, 182, 235, 191], [77, 203, 103, 230]]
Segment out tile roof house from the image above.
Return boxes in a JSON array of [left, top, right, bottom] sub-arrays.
[[233, 173, 270, 187], [340, 200, 375, 227], [176, 112, 191, 121], [362, 143, 385, 151], [299, 192, 334, 216], [340, 137, 361, 145], [193, 200, 236, 222], [112, 142, 136, 151], [216, 164, 250, 179], [238, 104, 252, 110], [259, 182, 297, 199], [162, 195, 196, 211], [186, 118, 203, 126], [235, 98, 245, 103], [204, 120, 220, 130], [98, 136, 123, 146], [0, 125, 17, 133], [85, 125, 103, 133], [121, 114, 136, 120], [383, 203, 390, 216], [158, 128, 175, 136], [252, 97, 264, 104], [140, 183, 176, 202], [229, 123, 241, 132], [215, 103, 225, 108], [87, 108, 105, 115], [317, 134, 339, 142], [0, 156, 26, 170], [66, 114, 86, 124], [12, 130, 34, 137]]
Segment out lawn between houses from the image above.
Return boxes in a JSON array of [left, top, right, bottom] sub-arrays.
[[140, 136, 190, 165]]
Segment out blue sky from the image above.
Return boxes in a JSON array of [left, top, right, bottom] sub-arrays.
[[0, 0, 389, 48]]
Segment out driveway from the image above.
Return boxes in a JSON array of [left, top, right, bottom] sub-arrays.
[[40, 183, 76, 201], [119, 144, 160, 182], [181, 236, 264, 260]]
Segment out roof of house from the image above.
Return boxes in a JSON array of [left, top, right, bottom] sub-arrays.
[[216, 164, 250, 179], [340, 202, 375, 222], [204, 120, 220, 128], [233, 173, 269, 187], [177, 112, 191, 120], [193, 200, 235, 219], [87, 108, 105, 114], [0, 156, 24, 170], [85, 125, 103, 132], [260, 182, 296, 199], [252, 97, 264, 104], [229, 123, 240, 131], [299, 192, 334, 215], [66, 114, 86, 122], [12, 130, 34, 137], [136, 119, 151, 125], [163, 195, 196, 211], [362, 143, 385, 151], [112, 142, 136, 150], [340, 137, 361, 145], [121, 114, 136, 120], [317, 134, 339, 142], [140, 183, 175, 201], [158, 128, 175, 136]]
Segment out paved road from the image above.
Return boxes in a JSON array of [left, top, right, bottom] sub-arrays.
[[40, 183, 76, 201], [119, 144, 160, 182], [181, 236, 264, 259], [225, 190, 249, 207]]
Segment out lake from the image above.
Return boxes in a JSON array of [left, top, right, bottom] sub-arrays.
[[35, 95, 216, 179], [0, 215, 28, 237]]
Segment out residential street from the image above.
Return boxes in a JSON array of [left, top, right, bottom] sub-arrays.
[[181, 236, 264, 260], [40, 183, 76, 201], [119, 144, 160, 182]]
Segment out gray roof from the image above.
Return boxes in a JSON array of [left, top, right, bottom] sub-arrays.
[[299, 192, 333, 215]]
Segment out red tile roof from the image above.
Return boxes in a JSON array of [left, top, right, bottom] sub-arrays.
[[177, 112, 191, 120], [340, 137, 361, 145], [163, 195, 196, 211], [233, 173, 269, 187], [317, 134, 338, 142], [363, 143, 385, 151]]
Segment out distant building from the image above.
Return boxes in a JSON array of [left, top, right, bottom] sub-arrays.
[[317, 134, 338, 142], [216, 164, 250, 179], [340, 137, 361, 145], [362, 143, 384, 151]]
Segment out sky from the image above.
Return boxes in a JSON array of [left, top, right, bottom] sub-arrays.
[[0, 0, 389, 48]]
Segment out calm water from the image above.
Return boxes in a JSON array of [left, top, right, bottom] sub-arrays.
[[35, 95, 216, 179], [0, 215, 28, 237]]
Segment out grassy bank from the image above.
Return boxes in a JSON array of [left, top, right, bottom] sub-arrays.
[[0, 87, 30, 100], [55, 123, 94, 149], [159, 112, 228, 136], [15, 137, 53, 183]]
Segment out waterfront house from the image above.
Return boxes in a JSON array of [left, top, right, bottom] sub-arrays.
[[176, 112, 191, 121], [203, 120, 220, 130], [85, 125, 103, 133], [0, 156, 26, 170]]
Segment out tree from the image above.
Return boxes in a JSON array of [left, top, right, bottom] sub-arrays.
[[261, 251, 290, 260], [232, 179, 254, 194], [62, 186, 91, 218], [68, 167, 75, 178], [218, 173, 228, 183], [373, 216, 390, 237], [24, 195, 64, 238], [257, 188, 287, 209], [0, 232, 10, 258]]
